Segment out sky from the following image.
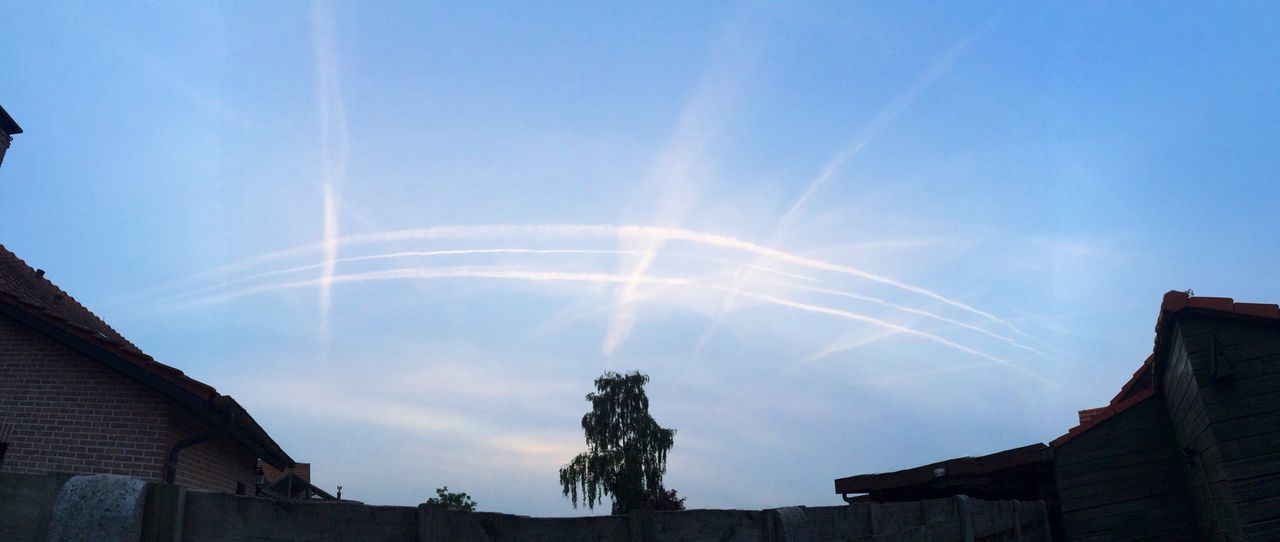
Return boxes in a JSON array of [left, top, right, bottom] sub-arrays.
[[1, 2, 1278, 516]]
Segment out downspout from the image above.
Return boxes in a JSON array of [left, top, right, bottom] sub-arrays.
[[164, 413, 236, 484]]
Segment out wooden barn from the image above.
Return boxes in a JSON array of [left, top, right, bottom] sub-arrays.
[[835, 290, 1280, 541]]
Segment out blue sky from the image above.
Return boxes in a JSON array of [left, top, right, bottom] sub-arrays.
[[2, 2, 1278, 515]]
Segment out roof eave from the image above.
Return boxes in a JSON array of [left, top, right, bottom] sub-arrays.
[[0, 105, 21, 135]]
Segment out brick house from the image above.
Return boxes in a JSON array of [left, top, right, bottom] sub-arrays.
[[835, 291, 1280, 541], [0, 244, 294, 494]]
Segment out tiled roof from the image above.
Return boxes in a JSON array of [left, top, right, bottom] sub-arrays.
[[260, 460, 311, 484], [1050, 290, 1280, 447], [0, 244, 292, 468], [0, 245, 213, 398]]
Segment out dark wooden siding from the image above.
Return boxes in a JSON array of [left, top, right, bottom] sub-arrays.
[[1054, 396, 1196, 541], [1163, 329, 1244, 540], [1177, 314, 1280, 540]]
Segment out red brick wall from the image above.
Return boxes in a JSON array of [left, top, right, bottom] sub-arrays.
[[0, 314, 169, 480], [0, 313, 258, 492]]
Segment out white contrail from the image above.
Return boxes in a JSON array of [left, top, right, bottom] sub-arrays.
[[344, 224, 1024, 334], [174, 267, 690, 308], [779, 283, 1043, 355], [734, 291, 1054, 387], [148, 248, 820, 310], [801, 328, 905, 365], [312, 1, 348, 349], [168, 264, 1050, 385], [152, 223, 1022, 335]]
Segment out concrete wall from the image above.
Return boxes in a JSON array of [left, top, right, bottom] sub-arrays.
[[0, 472, 72, 542], [184, 492, 1049, 542], [0, 472, 1051, 542]]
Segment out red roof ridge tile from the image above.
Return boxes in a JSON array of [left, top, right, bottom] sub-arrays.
[[1050, 387, 1157, 448], [1160, 289, 1280, 321]]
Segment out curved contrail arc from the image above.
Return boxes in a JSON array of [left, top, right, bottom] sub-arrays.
[[167, 265, 1051, 386], [153, 223, 1026, 337]]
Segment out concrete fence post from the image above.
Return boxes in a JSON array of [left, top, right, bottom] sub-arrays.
[[418, 504, 449, 542], [953, 495, 974, 542], [46, 474, 148, 542]]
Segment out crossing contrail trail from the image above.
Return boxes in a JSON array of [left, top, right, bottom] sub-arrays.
[[166, 264, 1050, 385], [312, 1, 349, 351], [692, 24, 999, 359]]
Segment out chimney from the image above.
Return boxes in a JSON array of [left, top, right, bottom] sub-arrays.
[[0, 104, 23, 168]]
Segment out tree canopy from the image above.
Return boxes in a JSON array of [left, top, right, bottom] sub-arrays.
[[426, 486, 477, 512], [559, 371, 677, 514]]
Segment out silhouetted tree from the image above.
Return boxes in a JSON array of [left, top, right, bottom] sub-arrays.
[[559, 371, 676, 514], [426, 486, 477, 512], [645, 488, 687, 511]]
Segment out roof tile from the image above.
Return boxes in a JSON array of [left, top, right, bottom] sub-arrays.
[[1161, 290, 1189, 312]]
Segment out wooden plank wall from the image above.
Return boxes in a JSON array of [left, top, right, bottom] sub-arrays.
[[1053, 397, 1196, 541], [1164, 329, 1243, 540], [1177, 314, 1280, 541]]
